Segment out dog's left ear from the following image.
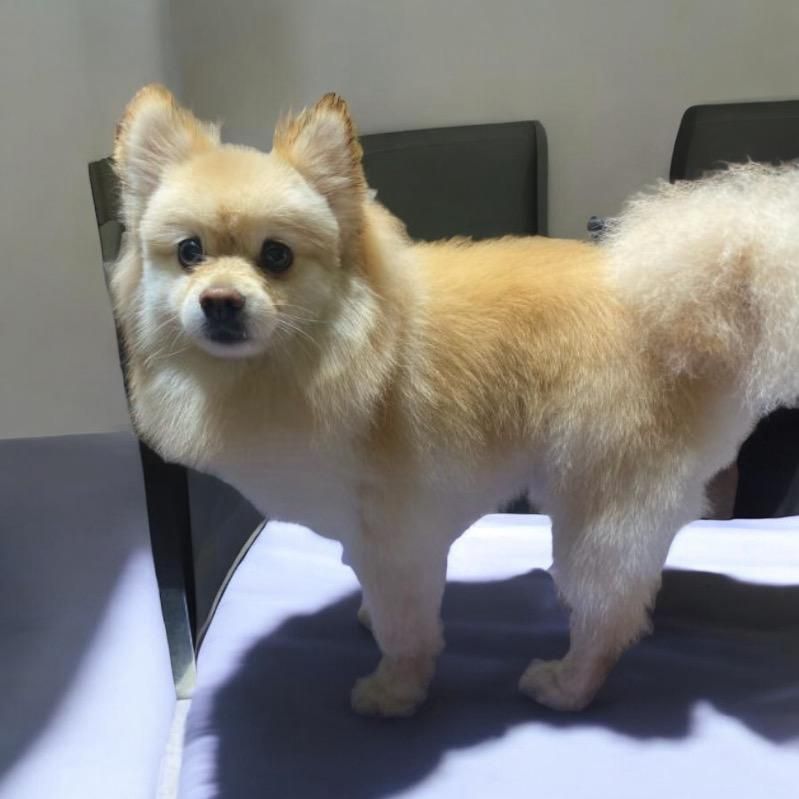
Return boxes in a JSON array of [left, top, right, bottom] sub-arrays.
[[114, 84, 220, 230], [273, 94, 367, 253]]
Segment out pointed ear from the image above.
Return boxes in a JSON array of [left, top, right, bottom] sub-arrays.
[[273, 94, 367, 248], [113, 84, 219, 228]]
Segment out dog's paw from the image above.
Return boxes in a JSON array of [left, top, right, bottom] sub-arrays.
[[518, 659, 595, 712], [350, 672, 425, 718], [357, 603, 373, 632]]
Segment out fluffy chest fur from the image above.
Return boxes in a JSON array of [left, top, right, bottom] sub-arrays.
[[213, 432, 363, 541]]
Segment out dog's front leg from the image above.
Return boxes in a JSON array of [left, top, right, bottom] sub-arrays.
[[346, 502, 449, 717]]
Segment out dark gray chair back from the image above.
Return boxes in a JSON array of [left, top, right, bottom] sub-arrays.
[[670, 100, 799, 517], [89, 161, 263, 697], [362, 121, 547, 514], [362, 121, 547, 238], [671, 100, 799, 181]]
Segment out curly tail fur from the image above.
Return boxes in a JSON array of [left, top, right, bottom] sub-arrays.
[[606, 162, 799, 414]]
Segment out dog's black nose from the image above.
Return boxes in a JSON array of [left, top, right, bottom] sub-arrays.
[[200, 288, 246, 324]]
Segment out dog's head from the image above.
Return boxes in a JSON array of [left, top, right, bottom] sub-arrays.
[[113, 85, 368, 361]]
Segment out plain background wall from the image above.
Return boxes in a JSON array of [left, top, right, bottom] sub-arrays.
[[0, 1, 179, 438], [172, 0, 799, 239], [2, 0, 799, 437]]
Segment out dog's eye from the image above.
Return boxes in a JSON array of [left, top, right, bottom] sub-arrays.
[[260, 239, 293, 274], [177, 237, 204, 269]]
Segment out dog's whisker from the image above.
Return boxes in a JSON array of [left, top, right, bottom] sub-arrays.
[[141, 328, 191, 368], [276, 318, 322, 352], [277, 308, 330, 326]]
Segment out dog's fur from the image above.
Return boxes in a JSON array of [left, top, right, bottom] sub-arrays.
[[111, 85, 799, 715]]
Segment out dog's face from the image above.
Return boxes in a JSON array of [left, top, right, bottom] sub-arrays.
[[139, 147, 340, 360], [114, 86, 367, 361]]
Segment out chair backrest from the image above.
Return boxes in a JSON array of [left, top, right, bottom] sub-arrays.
[[670, 100, 799, 517], [88, 159, 264, 696], [671, 100, 799, 181], [362, 121, 547, 239], [361, 121, 546, 514], [87, 158, 124, 268]]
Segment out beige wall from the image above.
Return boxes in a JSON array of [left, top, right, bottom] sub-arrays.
[[0, 1, 178, 438], [172, 0, 799, 239], [2, 1, 798, 437]]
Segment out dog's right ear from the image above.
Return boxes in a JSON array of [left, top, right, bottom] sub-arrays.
[[113, 84, 219, 229]]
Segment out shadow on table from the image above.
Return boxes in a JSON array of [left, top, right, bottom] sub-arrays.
[[210, 567, 799, 799]]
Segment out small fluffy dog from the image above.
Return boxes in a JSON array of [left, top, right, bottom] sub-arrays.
[[111, 85, 799, 716]]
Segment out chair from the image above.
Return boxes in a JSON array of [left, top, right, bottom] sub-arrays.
[[88, 163, 265, 699], [362, 121, 547, 239], [362, 122, 546, 514], [670, 100, 799, 517]]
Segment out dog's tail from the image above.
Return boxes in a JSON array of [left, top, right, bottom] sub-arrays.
[[606, 162, 799, 414]]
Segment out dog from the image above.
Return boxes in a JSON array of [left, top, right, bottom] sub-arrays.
[[111, 85, 799, 716]]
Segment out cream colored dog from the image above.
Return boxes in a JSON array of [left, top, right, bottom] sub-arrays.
[[111, 85, 799, 716]]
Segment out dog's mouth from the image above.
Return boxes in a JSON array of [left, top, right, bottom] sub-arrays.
[[204, 321, 248, 345], [195, 320, 265, 359], [179, 295, 274, 360]]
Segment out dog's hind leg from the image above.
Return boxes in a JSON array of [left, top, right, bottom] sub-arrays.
[[520, 479, 704, 711]]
